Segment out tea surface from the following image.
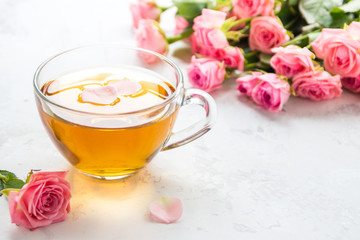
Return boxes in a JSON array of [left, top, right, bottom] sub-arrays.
[[41, 66, 175, 114]]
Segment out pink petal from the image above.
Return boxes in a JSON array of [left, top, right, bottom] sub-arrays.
[[149, 197, 183, 224], [81, 85, 118, 105], [109, 80, 142, 96], [30, 171, 68, 183]]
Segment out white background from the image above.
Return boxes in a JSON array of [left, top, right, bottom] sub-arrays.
[[1, 0, 360, 239]]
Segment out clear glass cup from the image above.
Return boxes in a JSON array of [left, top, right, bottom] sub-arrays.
[[33, 45, 216, 180]]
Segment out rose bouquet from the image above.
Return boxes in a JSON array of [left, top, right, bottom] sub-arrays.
[[130, 0, 360, 112]]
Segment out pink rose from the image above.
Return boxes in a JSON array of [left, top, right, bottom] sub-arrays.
[[292, 70, 342, 101], [251, 73, 290, 113], [311, 23, 360, 77], [341, 75, 360, 93], [8, 171, 71, 230], [217, 47, 245, 70], [191, 9, 229, 57], [270, 45, 315, 79], [174, 16, 189, 36], [129, 0, 161, 28], [187, 56, 226, 92], [311, 29, 346, 59], [249, 16, 289, 54], [193, 9, 227, 30], [236, 72, 262, 97], [135, 19, 168, 64], [231, 0, 275, 19]]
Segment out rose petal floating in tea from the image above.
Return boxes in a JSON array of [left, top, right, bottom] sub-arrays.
[[110, 79, 142, 95], [81, 85, 118, 105], [149, 197, 183, 224]]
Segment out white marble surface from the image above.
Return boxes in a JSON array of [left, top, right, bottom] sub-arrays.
[[1, 1, 360, 239]]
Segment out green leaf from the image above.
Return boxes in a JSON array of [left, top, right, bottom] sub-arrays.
[[0, 170, 17, 180], [289, 0, 300, 6], [0, 170, 18, 195], [0, 170, 26, 197], [173, 0, 209, 20], [339, 0, 360, 13], [4, 179, 25, 190], [330, 8, 350, 28], [299, 0, 343, 27], [0, 188, 20, 197]]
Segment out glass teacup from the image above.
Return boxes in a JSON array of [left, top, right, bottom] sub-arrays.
[[33, 45, 216, 180]]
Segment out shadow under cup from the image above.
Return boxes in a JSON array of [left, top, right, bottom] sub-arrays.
[[33, 46, 216, 180]]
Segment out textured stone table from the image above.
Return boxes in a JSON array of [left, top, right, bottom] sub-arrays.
[[1, 1, 360, 239]]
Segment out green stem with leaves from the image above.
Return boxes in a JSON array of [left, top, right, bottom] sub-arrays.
[[244, 63, 257, 70], [166, 28, 194, 44], [282, 29, 321, 47], [232, 17, 253, 27]]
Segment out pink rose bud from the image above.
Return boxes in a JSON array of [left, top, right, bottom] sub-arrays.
[[129, 0, 161, 28], [218, 47, 245, 71], [109, 80, 142, 95], [311, 24, 360, 78], [8, 171, 71, 230], [292, 70, 342, 101], [81, 85, 118, 105], [249, 16, 289, 54], [187, 56, 226, 92], [236, 72, 262, 97], [270, 45, 315, 79], [135, 19, 168, 64], [191, 9, 229, 57], [174, 16, 189, 36], [231, 0, 275, 19], [251, 73, 290, 113], [149, 197, 183, 224], [342, 75, 360, 93]]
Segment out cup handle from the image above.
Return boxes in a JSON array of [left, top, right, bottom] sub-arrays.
[[161, 88, 217, 151]]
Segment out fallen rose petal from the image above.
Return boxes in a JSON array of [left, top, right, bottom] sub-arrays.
[[109, 80, 142, 95], [81, 85, 118, 105], [149, 197, 183, 224]]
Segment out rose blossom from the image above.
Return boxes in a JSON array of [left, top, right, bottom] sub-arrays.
[[251, 73, 290, 113], [292, 70, 342, 101], [236, 72, 262, 97], [129, 0, 161, 28], [174, 16, 189, 36], [270, 45, 315, 79], [231, 0, 275, 19], [8, 171, 71, 230], [187, 56, 226, 92], [311, 22, 360, 77], [135, 19, 168, 64], [249, 16, 289, 54], [341, 75, 360, 93], [191, 9, 229, 57], [217, 47, 245, 71]]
